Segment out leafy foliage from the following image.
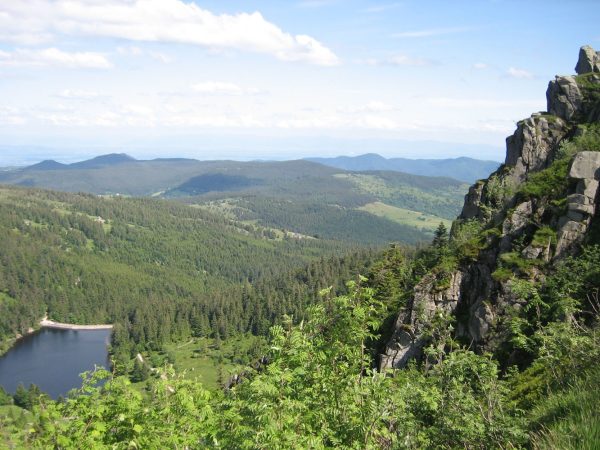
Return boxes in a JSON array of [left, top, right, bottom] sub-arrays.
[[2, 281, 528, 449]]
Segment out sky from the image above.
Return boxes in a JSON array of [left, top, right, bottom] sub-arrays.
[[0, 0, 599, 165]]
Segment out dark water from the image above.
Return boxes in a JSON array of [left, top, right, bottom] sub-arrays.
[[0, 328, 111, 398]]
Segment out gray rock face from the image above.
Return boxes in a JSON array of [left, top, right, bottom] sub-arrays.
[[380, 271, 462, 370], [577, 178, 599, 198], [505, 201, 533, 234], [556, 219, 588, 256], [460, 181, 485, 220], [500, 201, 534, 252], [468, 300, 494, 342], [547, 76, 582, 121], [381, 47, 600, 370], [505, 115, 568, 182], [555, 152, 600, 256], [575, 45, 600, 74], [569, 151, 600, 180]]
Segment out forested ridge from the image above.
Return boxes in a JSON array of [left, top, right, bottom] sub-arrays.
[[2, 47, 600, 449], [0, 157, 468, 244], [0, 185, 378, 360], [1, 229, 599, 448]]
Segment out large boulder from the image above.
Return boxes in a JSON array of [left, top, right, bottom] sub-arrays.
[[505, 115, 568, 181], [555, 152, 600, 256], [575, 45, 600, 75], [547, 75, 583, 121], [569, 151, 600, 180], [460, 181, 485, 220]]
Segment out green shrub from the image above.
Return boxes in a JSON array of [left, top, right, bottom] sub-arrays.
[[451, 219, 485, 262], [501, 251, 541, 271], [492, 267, 514, 282], [519, 158, 570, 201], [531, 226, 557, 248], [575, 74, 600, 122]]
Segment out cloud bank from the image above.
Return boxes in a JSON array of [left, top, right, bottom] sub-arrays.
[[0, 0, 338, 66]]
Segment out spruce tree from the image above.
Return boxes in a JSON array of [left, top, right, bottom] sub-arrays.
[[433, 222, 449, 250]]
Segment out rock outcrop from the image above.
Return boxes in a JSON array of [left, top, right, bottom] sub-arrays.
[[555, 152, 600, 256], [505, 114, 568, 182], [381, 46, 600, 370], [380, 271, 462, 369], [575, 45, 600, 75], [547, 76, 582, 121]]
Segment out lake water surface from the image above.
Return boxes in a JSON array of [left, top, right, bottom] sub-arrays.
[[0, 328, 111, 398]]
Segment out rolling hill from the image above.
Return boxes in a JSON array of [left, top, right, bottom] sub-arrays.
[[0, 185, 373, 355], [305, 153, 499, 183], [0, 155, 470, 244]]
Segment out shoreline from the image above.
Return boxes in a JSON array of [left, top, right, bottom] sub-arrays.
[[1, 319, 110, 356], [40, 316, 113, 330]]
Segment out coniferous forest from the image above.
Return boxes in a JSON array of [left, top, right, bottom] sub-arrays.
[[2, 125, 600, 448], [0, 186, 377, 360], [0, 23, 600, 450]]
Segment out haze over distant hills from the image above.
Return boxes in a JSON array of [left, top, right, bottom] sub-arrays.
[[5, 152, 499, 184], [25, 153, 137, 171], [0, 153, 471, 245], [305, 154, 499, 183]]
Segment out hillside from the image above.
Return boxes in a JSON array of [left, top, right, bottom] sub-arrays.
[[0, 157, 469, 245], [0, 185, 379, 360], [380, 45, 600, 371], [375, 45, 600, 447], [2, 45, 599, 450], [172, 166, 466, 244], [306, 154, 500, 183]]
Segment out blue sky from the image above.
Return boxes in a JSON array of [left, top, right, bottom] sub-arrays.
[[0, 0, 598, 165]]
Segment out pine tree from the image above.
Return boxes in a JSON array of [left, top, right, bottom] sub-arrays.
[[130, 358, 149, 382], [433, 222, 449, 250], [13, 384, 30, 409], [0, 386, 13, 406]]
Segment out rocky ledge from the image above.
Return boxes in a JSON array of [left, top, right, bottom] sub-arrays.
[[381, 46, 600, 370]]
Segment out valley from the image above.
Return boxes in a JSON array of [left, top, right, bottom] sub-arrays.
[[0, 0, 599, 445], [0, 156, 470, 244]]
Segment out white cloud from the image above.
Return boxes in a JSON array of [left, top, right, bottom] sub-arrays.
[[507, 67, 534, 79], [57, 89, 100, 99], [387, 54, 432, 66], [356, 55, 433, 67], [425, 97, 541, 109], [274, 110, 419, 131], [359, 115, 398, 129], [355, 57, 380, 66], [164, 114, 266, 129], [0, 48, 111, 69], [147, 51, 172, 64], [392, 27, 472, 38], [340, 101, 395, 113], [0, 107, 27, 125], [0, 1, 338, 66], [473, 62, 488, 70], [122, 104, 154, 117], [191, 81, 260, 96], [117, 45, 172, 63]]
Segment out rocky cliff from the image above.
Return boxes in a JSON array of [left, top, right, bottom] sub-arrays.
[[381, 46, 600, 370]]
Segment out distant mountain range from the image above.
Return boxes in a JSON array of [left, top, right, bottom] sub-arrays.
[[25, 153, 138, 171], [305, 153, 499, 183], [10, 152, 500, 185], [0, 153, 472, 245], [2, 152, 480, 196]]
